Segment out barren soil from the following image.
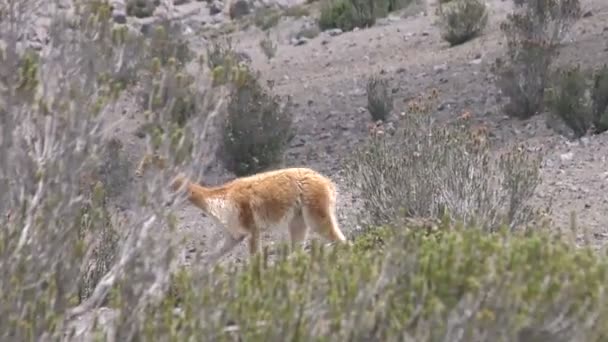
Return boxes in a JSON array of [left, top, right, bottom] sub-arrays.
[[99, 0, 608, 265]]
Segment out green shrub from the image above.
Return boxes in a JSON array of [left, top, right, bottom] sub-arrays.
[[493, 0, 582, 119], [546, 65, 593, 138], [546, 64, 608, 138], [366, 75, 393, 121], [222, 66, 294, 176], [591, 64, 608, 133], [318, 0, 378, 32], [138, 224, 608, 341], [126, 0, 160, 18], [438, 0, 488, 46], [345, 90, 543, 230]]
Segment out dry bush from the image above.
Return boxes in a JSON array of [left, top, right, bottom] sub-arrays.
[[344, 90, 543, 231], [0, 0, 226, 340], [253, 6, 282, 31], [366, 74, 393, 121], [493, 0, 581, 119], [259, 34, 278, 61], [222, 66, 294, 176], [438, 0, 488, 46], [546, 64, 608, 138]]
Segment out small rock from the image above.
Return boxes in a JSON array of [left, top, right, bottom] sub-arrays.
[[326, 28, 343, 36], [434, 63, 448, 73], [583, 10, 593, 17], [292, 37, 308, 46], [560, 152, 574, 162]]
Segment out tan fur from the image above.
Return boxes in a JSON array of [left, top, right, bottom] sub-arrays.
[[168, 167, 350, 262]]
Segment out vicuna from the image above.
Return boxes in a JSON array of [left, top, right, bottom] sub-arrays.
[[136, 155, 349, 263]]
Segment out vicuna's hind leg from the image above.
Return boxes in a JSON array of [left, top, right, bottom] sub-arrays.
[[204, 232, 246, 264], [288, 210, 309, 251], [303, 199, 347, 244]]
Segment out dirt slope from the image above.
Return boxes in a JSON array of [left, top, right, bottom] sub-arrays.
[[102, 0, 608, 264]]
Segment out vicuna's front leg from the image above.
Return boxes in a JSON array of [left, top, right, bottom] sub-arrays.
[[248, 226, 260, 257], [288, 210, 309, 251]]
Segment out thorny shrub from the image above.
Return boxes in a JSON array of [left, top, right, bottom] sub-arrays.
[[259, 34, 278, 61], [546, 64, 608, 138], [344, 90, 543, 231], [0, 0, 225, 340], [437, 0, 488, 46], [366, 74, 394, 121], [137, 223, 608, 341], [493, 0, 581, 119], [222, 65, 294, 176]]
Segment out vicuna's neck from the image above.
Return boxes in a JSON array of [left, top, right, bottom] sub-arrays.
[[170, 174, 217, 211]]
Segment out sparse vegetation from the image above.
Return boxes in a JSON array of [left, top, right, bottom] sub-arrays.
[[222, 66, 294, 176], [494, 0, 582, 119], [4, 0, 608, 340], [366, 74, 394, 121], [546, 64, 608, 138], [437, 0, 488, 46]]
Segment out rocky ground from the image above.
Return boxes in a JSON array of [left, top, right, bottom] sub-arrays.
[[25, 0, 608, 264]]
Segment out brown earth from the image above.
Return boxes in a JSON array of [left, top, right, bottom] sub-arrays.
[[99, 0, 608, 265]]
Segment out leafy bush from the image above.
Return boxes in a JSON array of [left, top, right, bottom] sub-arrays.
[[546, 64, 608, 138], [136, 224, 608, 341], [438, 0, 488, 46], [318, 0, 377, 32], [493, 0, 582, 119], [126, 0, 160, 18], [222, 66, 294, 176], [344, 90, 543, 230], [366, 75, 393, 121]]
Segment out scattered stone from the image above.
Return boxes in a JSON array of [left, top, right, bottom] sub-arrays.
[[292, 37, 309, 46], [326, 28, 343, 37]]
